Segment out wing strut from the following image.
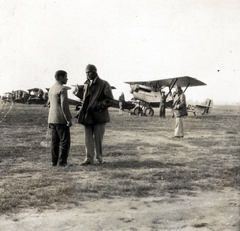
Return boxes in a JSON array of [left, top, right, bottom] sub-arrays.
[[202, 99, 212, 115], [183, 83, 191, 93], [166, 78, 178, 98]]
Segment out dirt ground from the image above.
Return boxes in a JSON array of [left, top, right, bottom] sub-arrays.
[[1, 189, 239, 231], [0, 103, 239, 231]]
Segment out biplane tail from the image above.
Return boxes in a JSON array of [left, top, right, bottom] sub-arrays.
[[195, 98, 213, 115]]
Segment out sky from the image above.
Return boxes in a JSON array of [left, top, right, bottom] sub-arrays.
[[1, 0, 240, 104]]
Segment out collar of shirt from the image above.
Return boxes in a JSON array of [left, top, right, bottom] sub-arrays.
[[89, 76, 98, 86]]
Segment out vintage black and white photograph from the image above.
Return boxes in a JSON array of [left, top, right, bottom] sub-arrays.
[[0, 0, 239, 230]]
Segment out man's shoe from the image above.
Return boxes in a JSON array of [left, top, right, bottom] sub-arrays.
[[59, 162, 68, 167], [80, 161, 92, 166], [51, 163, 57, 166], [96, 158, 103, 164], [172, 136, 184, 139]]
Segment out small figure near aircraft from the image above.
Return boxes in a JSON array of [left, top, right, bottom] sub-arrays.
[[118, 92, 125, 114], [159, 90, 166, 118], [125, 76, 213, 117]]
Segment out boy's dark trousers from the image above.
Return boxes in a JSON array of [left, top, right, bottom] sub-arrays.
[[49, 123, 70, 166]]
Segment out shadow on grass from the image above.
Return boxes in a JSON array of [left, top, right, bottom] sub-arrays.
[[99, 159, 186, 169], [1, 160, 239, 215]]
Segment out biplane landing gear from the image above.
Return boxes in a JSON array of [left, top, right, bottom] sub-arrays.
[[144, 107, 154, 117], [133, 106, 143, 116], [133, 106, 154, 117]]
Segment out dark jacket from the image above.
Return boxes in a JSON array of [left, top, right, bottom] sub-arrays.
[[77, 77, 113, 125], [160, 94, 166, 106], [173, 93, 187, 117], [118, 94, 125, 102]]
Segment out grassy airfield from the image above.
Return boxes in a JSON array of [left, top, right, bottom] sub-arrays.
[[0, 103, 239, 230]]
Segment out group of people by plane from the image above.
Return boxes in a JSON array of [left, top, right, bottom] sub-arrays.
[[48, 65, 201, 167], [0, 65, 213, 167], [1, 75, 212, 119]]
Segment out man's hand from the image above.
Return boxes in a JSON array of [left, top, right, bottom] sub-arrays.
[[72, 84, 79, 95], [67, 120, 72, 127]]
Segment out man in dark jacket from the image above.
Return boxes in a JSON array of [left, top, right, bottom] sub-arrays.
[[78, 64, 113, 165], [159, 91, 166, 118], [118, 92, 125, 114]]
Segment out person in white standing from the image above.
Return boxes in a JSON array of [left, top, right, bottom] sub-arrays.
[[173, 85, 187, 138]]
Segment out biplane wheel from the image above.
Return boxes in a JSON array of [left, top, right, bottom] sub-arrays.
[[144, 107, 154, 117], [133, 106, 143, 116]]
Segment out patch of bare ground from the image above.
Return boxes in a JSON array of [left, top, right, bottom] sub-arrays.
[[0, 103, 239, 230]]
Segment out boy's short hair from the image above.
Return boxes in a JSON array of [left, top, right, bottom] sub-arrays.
[[55, 70, 67, 80]]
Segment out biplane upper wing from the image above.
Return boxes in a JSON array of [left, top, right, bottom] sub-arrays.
[[125, 76, 206, 89], [14, 90, 28, 93]]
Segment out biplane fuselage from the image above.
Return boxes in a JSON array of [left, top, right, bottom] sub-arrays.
[[130, 84, 174, 108], [131, 85, 160, 103]]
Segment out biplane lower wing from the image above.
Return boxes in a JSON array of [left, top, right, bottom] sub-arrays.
[[111, 99, 135, 110]]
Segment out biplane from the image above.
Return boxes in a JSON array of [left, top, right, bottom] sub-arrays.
[[27, 87, 80, 107], [12, 90, 30, 103], [1, 92, 14, 103], [72, 84, 135, 111], [27, 88, 48, 105], [125, 76, 213, 116]]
